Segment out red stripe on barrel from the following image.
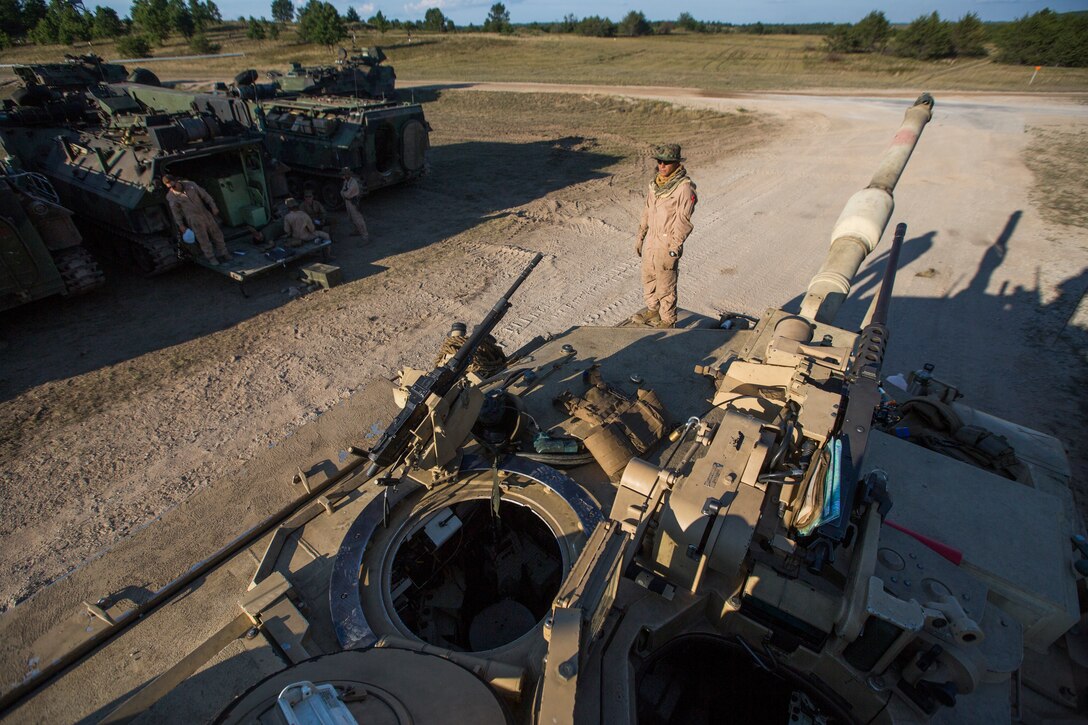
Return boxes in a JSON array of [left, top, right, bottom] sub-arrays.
[[891, 130, 919, 146]]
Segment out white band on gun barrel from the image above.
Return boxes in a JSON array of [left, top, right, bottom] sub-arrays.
[[799, 96, 933, 324]]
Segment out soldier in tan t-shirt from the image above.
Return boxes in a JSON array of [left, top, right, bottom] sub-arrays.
[[282, 198, 331, 247]]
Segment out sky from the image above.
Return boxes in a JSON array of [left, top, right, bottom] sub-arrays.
[[98, 0, 1088, 26]]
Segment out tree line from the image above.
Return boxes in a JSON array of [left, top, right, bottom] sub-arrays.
[[825, 9, 1087, 67], [3, 2, 1085, 68]]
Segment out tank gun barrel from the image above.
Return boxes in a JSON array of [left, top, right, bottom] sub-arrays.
[[799, 93, 934, 324]]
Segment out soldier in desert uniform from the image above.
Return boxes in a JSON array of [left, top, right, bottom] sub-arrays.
[[163, 174, 230, 265], [339, 167, 370, 242], [630, 144, 698, 329]]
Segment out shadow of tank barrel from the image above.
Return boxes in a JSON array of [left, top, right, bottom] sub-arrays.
[[799, 93, 934, 324]]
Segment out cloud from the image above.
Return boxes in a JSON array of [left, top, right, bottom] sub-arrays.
[[405, 0, 445, 11], [358, 2, 375, 13]]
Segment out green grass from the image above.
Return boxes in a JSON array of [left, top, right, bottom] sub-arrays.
[[3, 28, 1088, 92]]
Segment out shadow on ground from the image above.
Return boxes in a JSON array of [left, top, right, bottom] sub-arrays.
[[0, 137, 620, 400], [785, 211, 1088, 499]]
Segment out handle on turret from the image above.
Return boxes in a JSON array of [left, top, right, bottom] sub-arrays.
[[799, 94, 934, 325]]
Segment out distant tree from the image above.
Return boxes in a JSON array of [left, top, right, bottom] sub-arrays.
[[246, 15, 264, 40], [445, 18, 455, 32], [189, 0, 217, 30], [0, 0, 24, 37], [131, 0, 174, 44], [423, 7, 446, 32], [267, 20, 279, 38], [116, 33, 153, 57], [993, 9, 1088, 67], [576, 15, 615, 37], [676, 12, 701, 32], [170, 0, 195, 38], [271, 0, 293, 23], [369, 10, 390, 33], [951, 12, 987, 57], [344, 6, 360, 23], [825, 10, 889, 53], [894, 12, 955, 60], [189, 31, 220, 52], [297, 0, 345, 46], [30, 0, 91, 44], [483, 2, 510, 33], [852, 10, 890, 51], [91, 6, 124, 38], [618, 10, 651, 37]]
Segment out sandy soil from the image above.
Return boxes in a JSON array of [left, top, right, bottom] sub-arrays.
[[1, 86, 1085, 617]]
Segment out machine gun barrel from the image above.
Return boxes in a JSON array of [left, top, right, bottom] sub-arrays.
[[447, 252, 543, 378], [364, 252, 543, 477], [799, 94, 933, 325]]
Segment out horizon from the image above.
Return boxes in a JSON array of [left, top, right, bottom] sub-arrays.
[[90, 0, 1088, 27]]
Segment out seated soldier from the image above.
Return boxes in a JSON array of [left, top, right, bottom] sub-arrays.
[[283, 197, 331, 248], [300, 189, 326, 228]]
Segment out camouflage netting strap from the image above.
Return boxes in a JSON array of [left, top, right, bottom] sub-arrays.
[[557, 365, 669, 477], [896, 397, 1022, 478], [433, 335, 508, 378]]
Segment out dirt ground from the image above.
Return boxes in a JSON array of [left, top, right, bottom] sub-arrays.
[[0, 84, 1086, 621]]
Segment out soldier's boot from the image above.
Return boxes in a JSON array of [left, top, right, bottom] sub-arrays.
[[650, 318, 675, 329], [630, 307, 661, 325]]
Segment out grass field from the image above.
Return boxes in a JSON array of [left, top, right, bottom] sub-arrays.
[[3, 27, 1088, 92]]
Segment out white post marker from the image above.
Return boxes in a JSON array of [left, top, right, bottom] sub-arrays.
[[1029, 65, 1041, 85]]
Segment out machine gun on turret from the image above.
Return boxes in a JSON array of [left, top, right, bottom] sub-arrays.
[[363, 252, 544, 480]]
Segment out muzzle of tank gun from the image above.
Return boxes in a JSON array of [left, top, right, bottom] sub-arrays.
[[799, 93, 934, 325]]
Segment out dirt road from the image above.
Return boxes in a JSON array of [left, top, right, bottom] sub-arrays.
[[1, 86, 1085, 620]]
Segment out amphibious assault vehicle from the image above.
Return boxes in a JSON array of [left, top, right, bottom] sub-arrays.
[[265, 47, 397, 100], [5, 53, 158, 93], [1, 94, 1084, 724], [0, 81, 307, 280], [0, 168, 104, 310], [129, 82, 430, 210]]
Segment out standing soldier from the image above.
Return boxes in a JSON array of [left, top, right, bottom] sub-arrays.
[[163, 174, 230, 265], [631, 144, 697, 329], [339, 167, 370, 242]]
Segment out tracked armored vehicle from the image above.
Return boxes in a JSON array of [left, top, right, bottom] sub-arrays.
[[2, 94, 1084, 724], [0, 82, 277, 276], [6, 53, 159, 93], [268, 47, 397, 100], [0, 168, 104, 310], [128, 82, 430, 210]]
